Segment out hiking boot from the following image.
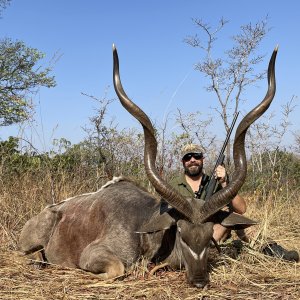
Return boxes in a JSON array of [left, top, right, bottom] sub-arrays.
[[262, 242, 299, 262]]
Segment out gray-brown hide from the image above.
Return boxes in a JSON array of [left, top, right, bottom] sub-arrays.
[[19, 178, 213, 286], [19, 46, 278, 288]]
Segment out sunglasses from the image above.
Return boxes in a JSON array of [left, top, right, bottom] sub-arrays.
[[182, 153, 203, 162]]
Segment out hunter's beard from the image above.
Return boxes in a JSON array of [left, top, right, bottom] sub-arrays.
[[184, 163, 203, 177]]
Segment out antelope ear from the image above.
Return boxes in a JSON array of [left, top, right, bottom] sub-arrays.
[[136, 212, 176, 233], [213, 211, 258, 230]]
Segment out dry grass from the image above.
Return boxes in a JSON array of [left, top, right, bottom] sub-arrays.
[[1, 244, 299, 299], [0, 181, 299, 299]]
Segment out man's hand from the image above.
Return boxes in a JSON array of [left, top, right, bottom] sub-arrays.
[[215, 165, 227, 185]]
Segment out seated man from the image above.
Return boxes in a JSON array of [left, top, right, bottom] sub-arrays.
[[168, 143, 298, 262]]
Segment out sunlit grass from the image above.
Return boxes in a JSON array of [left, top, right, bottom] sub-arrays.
[[0, 171, 299, 299]]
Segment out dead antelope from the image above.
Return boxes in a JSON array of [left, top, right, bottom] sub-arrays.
[[19, 45, 278, 288]]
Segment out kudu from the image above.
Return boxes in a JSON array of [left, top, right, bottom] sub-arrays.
[[19, 45, 278, 288]]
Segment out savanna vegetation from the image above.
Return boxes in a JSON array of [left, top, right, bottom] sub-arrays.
[[0, 5, 299, 299], [1, 98, 299, 299]]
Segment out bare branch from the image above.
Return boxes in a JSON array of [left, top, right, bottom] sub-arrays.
[[185, 16, 270, 164]]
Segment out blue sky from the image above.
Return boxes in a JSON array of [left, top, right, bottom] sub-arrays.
[[1, 1, 299, 151]]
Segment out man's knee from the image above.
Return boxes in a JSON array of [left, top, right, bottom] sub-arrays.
[[213, 224, 231, 243], [231, 195, 247, 215]]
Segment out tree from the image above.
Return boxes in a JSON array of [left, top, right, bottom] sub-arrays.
[[244, 149, 300, 201], [293, 130, 300, 154], [185, 17, 269, 164], [0, 0, 11, 16], [0, 38, 56, 126], [82, 91, 149, 186], [82, 91, 116, 180]]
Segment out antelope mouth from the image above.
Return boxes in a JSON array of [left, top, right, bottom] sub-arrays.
[[189, 277, 209, 289]]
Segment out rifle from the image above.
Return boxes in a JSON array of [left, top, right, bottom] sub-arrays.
[[195, 112, 239, 200]]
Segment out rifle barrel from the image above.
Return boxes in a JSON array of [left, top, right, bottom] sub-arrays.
[[202, 112, 239, 200], [212, 112, 239, 171]]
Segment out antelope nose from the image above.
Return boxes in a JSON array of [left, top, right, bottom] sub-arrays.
[[193, 281, 207, 288]]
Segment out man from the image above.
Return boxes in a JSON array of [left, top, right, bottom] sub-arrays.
[[170, 143, 246, 243], [169, 143, 299, 262]]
